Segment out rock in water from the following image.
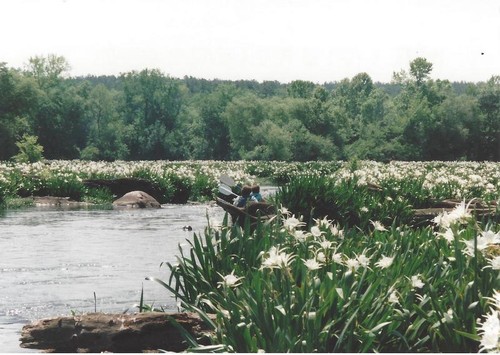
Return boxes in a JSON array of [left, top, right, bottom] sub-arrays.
[[112, 191, 161, 209]]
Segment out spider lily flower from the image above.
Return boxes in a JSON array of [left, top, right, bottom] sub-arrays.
[[314, 216, 332, 228], [485, 256, 500, 270], [293, 230, 308, 241], [332, 250, 344, 264], [345, 257, 360, 272], [462, 230, 500, 257], [434, 228, 455, 244], [279, 206, 291, 217], [375, 255, 394, 269], [261, 246, 295, 270], [303, 258, 323, 271], [283, 215, 305, 231], [410, 275, 425, 289], [310, 226, 323, 238], [433, 199, 473, 228], [318, 240, 333, 250], [330, 224, 344, 238], [356, 253, 371, 268], [477, 309, 500, 352], [218, 271, 244, 288], [388, 290, 400, 304], [370, 220, 387, 232]]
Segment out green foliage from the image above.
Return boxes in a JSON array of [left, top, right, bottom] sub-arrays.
[[1, 55, 500, 162], [13, 134, 44, 163], [275, 175, 413, 230], [80, 145, 100, 161], [83, 187, 114, 205], [150, 203, 497, 352], [39, 172, 86, 201]]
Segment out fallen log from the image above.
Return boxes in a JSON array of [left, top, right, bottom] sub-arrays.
[[20, 312, 214, 353]]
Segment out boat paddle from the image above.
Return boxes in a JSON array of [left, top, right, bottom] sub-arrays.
[[219, 175, 236, 187], [218, 184, 240, 197]]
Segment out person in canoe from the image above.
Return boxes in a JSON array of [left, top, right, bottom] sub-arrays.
[[250, 185, 264, 202], [233, 185, 257, 207]]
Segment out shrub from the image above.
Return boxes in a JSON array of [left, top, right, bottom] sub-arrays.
[[12, 134, 44, 163]]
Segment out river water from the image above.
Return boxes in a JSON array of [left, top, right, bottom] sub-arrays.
[[0, 202, 227, 352]]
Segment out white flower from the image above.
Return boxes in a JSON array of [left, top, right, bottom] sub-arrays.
[[218, 271, 243, 288], [433, 200, 473, 228], [487, 256, 500, 270], [388, 291, 399, 304], [330, 224, 344, 238], [375, 255, 394, 269], [316, 251, 326, 263], [360, 206, 369, 213], [477, 309, 500, 352], [283, 215, 305, 231], [332, 252, 343, 264], [293, 230, 307, 241], [435, 228, 455, 244], [345, 258, 360, 271], [371, 220, 387, 232], [261, 246, 295, 270], [310, 226, 323, 238], [410, 275, 425, 289], [356, 253, 371, 268], [463, 230, 500, 257], [303, 258, 323, 271], [279, 206, 291, 216], [307, 311, 316, 320], [493, 291, 500, 309], [481, 230, 500, 245], [319, 240, 333, 250], [315, 216, 332, 228]]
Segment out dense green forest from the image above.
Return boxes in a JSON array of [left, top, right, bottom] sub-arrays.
[[0, 55, 498, 162]]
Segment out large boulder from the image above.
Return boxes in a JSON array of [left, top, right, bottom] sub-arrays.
[[112, 191, 161, 209]]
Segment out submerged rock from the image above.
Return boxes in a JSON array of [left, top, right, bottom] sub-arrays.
[[112, 191, 161, 209], [33, 196, 92, 208]]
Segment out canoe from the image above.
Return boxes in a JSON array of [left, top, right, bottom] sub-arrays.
[[215, 197, 276, 226]]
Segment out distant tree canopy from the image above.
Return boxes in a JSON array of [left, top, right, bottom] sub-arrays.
[[0, 55, 498, 162]]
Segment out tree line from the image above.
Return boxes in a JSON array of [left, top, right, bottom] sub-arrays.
[[1, 55, 498, 162]]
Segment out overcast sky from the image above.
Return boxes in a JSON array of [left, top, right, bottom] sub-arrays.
[[2, 0, 500, 83]]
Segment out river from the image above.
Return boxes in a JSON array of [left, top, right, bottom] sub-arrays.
[[0, 202, 227, 352]]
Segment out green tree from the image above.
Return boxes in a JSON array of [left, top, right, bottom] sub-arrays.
[[0, 63, 41, 160], [196, 84, 237, 159], [13, 134, 44, 163], [82, 84, 128, 160], [477, 76, 500, 160], [409, 57, 433, 86], [120, 69, 183, 159], [243, 120, 293, 161], [24, 54, 70, 90], [222, 93, 266, 159], [287, 80, 316, 99]]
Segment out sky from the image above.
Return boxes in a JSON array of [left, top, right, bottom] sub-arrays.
[[2, 0, 500, 83]]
